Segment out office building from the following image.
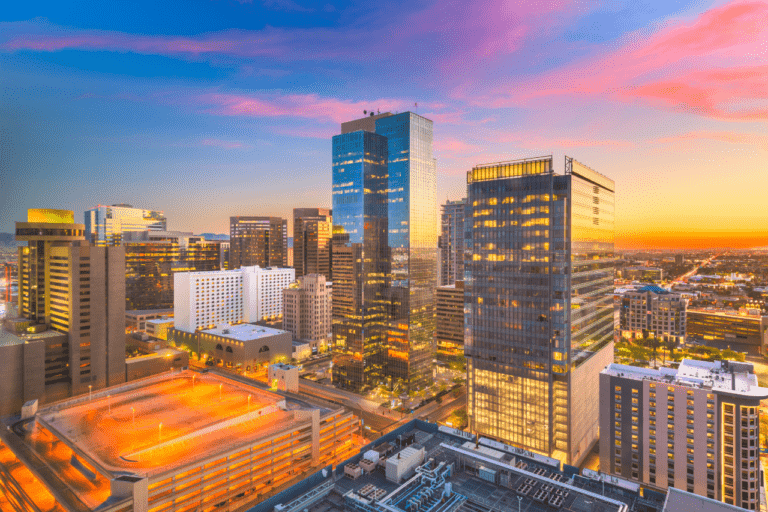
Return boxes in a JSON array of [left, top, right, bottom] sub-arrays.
[[675, 254, 684, 266], [600, 359, 768, 509], [465, 156, 615, 466], [124, 231, 221, 311], [439, 198, 467, 286], [332, 111, 437, 392], [230, 216, 288, 269], [125, 308, 173, 332], [435, 281, 465, 360], [294, 208, 333, 280], [84, 204, 166, 245], [5, 209, 125, 412], [174, 265, 295, 332], [219, 240, 230, 269], [624, 266, 664, 282], [0, 370, 360, 512], [686, 308, 768, 355], [619, 285, 688, 343], [283, 273, 332, 354]]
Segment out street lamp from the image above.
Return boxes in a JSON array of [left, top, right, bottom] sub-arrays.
[[219, 383, 223, 401], [108, 395, 111, 415], [159, 423, 162, 441], [192, 374, 196, 390], [88, 385, 92, 401], [131, 407, 135, 425], [518, 496, 522, 512]]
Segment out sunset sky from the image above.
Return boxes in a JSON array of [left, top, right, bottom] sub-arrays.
[[1, 0, 766, 249]]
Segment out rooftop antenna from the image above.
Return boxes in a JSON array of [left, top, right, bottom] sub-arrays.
[[414, 102, 418, 114]]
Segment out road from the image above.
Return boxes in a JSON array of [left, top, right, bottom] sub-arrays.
[[674, 253, 719, 284]]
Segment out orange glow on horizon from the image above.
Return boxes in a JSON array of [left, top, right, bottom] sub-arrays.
[[616, 230, 768, 250]]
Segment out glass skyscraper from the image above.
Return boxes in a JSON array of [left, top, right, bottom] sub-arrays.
[[332, 112, 437, 392], [465, 156, 615, 465], [85, 204, 167, 246], [439, 198, 467, 286]]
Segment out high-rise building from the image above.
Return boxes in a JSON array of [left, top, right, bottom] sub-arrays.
[[15, 209, 126, 398], [331, 130, 390, 390], [332, 111, 437, 391], [435, 281, 464, 360], [124, 231, 221, 310], [283, 273, 332, 353], [465, 156, 616, 465], [439, 199, 467, 286], [619, 285, 688, 343], [174, 265, 295, 332], [600, 359, 768, 509], [230, 216, 288, 269], [293, 208, 332, 280], [675, 254, 684, 266], [84, 204, 166, 245]]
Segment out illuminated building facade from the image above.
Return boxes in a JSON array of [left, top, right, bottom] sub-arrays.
[[294, 208, 333, 280], [124, 231, 221, 311], [283, 273, 332, 353], [619, 286, 688, 343], [174, 265, 295, 332], [439, 198, 467, 286], [435, 281, 464, 360], [84, 204, 167, 246], [600, 360, 768, 510], [331, 129, 390, 390], [624, 266, 664, 282], [0, 371, 360, 512], [686, 308, 768, 355], [465, 156, 615, 465], [13, 209, 126, 404], [230, 216, 288, 269]]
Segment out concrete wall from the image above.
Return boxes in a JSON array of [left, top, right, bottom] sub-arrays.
[[125, 350, 189, 382], [0, 342, 24, 416]]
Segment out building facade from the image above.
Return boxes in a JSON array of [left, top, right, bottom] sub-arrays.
[[435, 281, 465, 360], [619, 285, 688, 343], [283, 273, 332, 353], [84, 204, 166, 245], [124, 231, 221, 310], [230, 216, 288, 269], [439, 199, 467, 286], [174, 265, 295, 332], [686, 308, 768, 355], [14, 209, 126, 401], [624, 267, 664, 282], [600, 360, 768, 510], [465, 156, 616, 465], [331, 112, 437, 392], [293, 208, 333, 280]]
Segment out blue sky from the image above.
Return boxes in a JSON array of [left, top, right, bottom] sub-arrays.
[[1, 0, 767, 248]]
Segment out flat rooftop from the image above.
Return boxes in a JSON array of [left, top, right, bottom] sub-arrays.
[[4, 371, 333, 510], [603, 359, 768, 398], [125, 309, 173, 317], [0, 328, 64, 347], [0, 330, 23, 347], [202, 323, 288, 341]]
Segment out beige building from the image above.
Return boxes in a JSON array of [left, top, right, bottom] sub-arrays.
[[600, 359, 768, 510], [293, 208, 332, 280], [0, 209, 126, 415], [619, 285, 687, 343], [283, 273, 332, 354], [435, 281, 464, 360]]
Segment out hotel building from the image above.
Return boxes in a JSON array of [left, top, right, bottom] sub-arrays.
[[600, 359, 768, 510], [619, 285, 688, 343], [293, 208, 333, 280], [230, 216, 288, 269], [174, 266, 295, 332], [84, 204, 167, 246], [283, 273, 332, 354], [465, 156, 615, 466]]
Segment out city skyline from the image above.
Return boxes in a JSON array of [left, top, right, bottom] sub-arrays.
[[2, 0, 767, 250]]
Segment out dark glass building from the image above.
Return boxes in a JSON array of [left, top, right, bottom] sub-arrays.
[[465, 156, 615, 465], [331, 130, 389, 389], [332, 111, 437, 392], [293, 208, 333, 280], [439, 198, 467, 286], [229, 216, 288, 269]]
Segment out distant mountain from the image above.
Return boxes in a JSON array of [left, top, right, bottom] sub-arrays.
[[199, 233, 230, 241], [0, 233, 22, 248]]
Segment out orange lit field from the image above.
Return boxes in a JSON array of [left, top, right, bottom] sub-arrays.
[[33, 372, 298, 478]]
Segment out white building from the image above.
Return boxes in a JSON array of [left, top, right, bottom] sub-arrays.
[[174, 266, 295, 332]]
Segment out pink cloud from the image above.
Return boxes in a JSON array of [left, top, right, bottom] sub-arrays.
[[433, 137, 483, 155], [656, 131, 768, 149], [475, 1, 768, 121], [200, 138, 252, 149]]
